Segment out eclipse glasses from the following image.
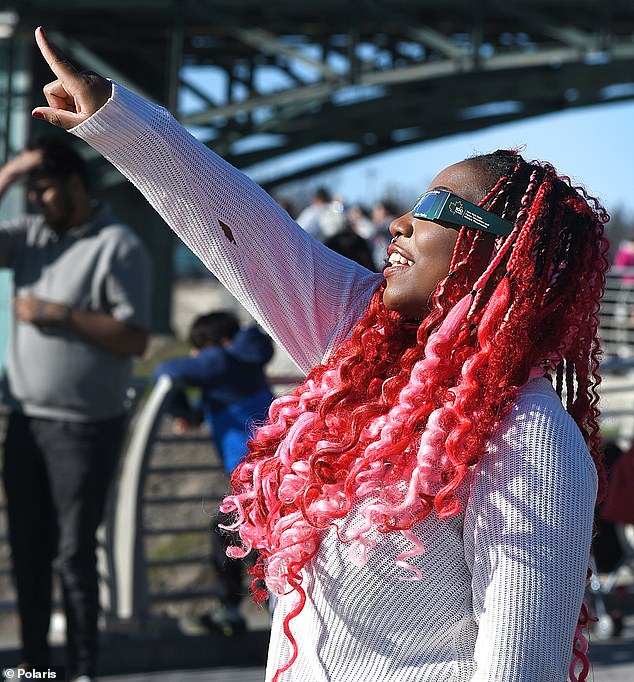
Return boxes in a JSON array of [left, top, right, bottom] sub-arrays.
[[412, 190, 514, 236]]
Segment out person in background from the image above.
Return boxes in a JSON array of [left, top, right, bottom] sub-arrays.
[[273, 195, 297, 220], [295, 187, 333, 240], [324, 229, 377, 271], [0, 137, 152, 682], [593, 440, 625, 574], [370, 198, 401, 269], [607, 232, 634, 355], [154, 310, 275, 635], [318, 193, 347, 240], [346, 203, 375, 241], [612, 232, 634, 285]]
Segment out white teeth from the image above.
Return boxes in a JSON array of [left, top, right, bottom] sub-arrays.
[[388, 253, 414, 266]]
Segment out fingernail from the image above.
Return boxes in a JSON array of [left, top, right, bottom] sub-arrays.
[[31, 110, 45, 120]]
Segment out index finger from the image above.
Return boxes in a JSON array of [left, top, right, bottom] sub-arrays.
[[35, 27, 81, 83]]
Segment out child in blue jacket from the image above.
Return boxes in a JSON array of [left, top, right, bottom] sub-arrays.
[[155, 310, 274, 634]]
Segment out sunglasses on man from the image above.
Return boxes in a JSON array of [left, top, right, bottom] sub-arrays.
[[412, 190, 514, 236]]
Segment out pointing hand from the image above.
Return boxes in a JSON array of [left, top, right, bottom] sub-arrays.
[[32, 27, 112, 130]]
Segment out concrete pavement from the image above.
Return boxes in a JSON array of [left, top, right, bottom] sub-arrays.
[[98, 616, 634, 682], [100, 664, 633, 682]]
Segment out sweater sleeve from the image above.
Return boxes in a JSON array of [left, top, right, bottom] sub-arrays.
[[69, 83, 382, 374], [464, 392, 598, 682]]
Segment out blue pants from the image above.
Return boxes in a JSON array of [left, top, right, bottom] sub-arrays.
[[2, 412, 125, 678]]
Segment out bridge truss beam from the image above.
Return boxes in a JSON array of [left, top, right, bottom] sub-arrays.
[[7, 0, 634, 189]]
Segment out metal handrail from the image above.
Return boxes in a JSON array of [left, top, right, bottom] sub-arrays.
[[111, 374, 174, 621], [599, 270, 634, 359], [107, 372, 304, 626]]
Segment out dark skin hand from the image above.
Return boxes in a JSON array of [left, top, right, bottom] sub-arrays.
[[14, 295, 68, 325], [32, 27, 112, 128], [14, 296, 148, 356], [29, 28, 149, 357]]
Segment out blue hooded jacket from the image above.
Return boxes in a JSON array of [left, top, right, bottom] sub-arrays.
[[155, 326, 275, 474]]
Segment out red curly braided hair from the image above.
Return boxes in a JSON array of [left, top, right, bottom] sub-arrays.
[[222, 150, 609, 681]]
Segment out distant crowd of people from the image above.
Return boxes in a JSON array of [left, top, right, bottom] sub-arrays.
[[278, 186, 402, 272]]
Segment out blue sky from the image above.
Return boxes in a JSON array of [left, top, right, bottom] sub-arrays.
[[276, 98, 633, 219]]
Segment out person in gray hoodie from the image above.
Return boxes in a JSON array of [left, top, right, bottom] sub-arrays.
[[0, 137, 151, 682]]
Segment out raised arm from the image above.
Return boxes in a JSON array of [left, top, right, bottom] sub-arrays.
[[32, 28, 381, 373], [0, 149, 44, 201]]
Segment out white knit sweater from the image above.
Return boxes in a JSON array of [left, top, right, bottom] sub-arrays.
[[72, 83, 598, 682]]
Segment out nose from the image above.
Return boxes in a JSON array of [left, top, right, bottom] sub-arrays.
[[389, 212, 414, 240]]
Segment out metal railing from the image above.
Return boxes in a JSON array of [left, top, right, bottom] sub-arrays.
[[105, 373, 302, 629], [599, 270, 634, 360], [110, 374, 175, 622]]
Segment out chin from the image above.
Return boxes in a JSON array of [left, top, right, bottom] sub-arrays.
[[382, 288, 430, 320], [383, 288, 410, 315], [382, 287, 399, 312]]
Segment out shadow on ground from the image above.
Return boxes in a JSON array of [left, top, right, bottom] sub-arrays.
[[0, 630, 269, 679]]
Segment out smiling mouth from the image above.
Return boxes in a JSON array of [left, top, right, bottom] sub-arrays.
[[386, 252, 414, 268]]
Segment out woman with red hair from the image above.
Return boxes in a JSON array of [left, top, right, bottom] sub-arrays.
[[33, 28, 607, 682]]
